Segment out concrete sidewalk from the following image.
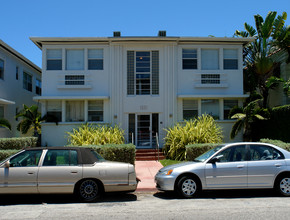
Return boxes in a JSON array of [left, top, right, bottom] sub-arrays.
[[135, 161, 163, 192]]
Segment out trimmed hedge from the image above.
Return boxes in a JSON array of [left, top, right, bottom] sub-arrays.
[[0, 150, 21, 162], [0, 137, 38, 150], [185, 143, 221, 161], [69, 144, 136, 165], [260, 139, 290, 151]]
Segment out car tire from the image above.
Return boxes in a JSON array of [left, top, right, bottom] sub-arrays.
[[275, 175, 290, 197], [177, 176, 200, 198], [77, 179, 101, 202]]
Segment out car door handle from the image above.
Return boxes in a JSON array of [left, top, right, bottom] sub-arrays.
[[237, 165, 245, 168], [275, 164, 282, 167], [71, 171, 78, 174], [28, 172, 35, 175]]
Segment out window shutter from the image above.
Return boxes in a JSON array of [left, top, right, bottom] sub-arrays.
[[127, 51, 135, 95], [152, 51, 159, 95]]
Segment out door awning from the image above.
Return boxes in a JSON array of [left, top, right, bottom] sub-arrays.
[[0, 98, 15, 105]]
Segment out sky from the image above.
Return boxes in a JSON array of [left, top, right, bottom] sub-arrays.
[[1, 0, 289, 68]]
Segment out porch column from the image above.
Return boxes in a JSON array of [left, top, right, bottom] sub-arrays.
[[84, 100, 88, 122]]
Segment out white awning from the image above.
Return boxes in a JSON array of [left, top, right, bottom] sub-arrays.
[[178, 94, 249, 99], [0, 98, 15, 105]]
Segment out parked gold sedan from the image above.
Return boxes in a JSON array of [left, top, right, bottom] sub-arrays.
[[0, 147, 138, 202]]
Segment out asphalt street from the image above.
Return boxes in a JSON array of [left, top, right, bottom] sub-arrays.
[[0, 189, 290, 220]]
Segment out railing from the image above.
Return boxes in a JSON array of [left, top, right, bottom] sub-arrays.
[[155, 132, 160, 161]]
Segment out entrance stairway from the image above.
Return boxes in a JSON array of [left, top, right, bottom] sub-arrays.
[[136, 149, 166, 161]]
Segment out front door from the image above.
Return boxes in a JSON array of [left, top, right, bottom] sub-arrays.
[[129, 113, 159, 148]]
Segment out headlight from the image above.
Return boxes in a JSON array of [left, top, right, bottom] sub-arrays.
[[160, 169, 173, 175]]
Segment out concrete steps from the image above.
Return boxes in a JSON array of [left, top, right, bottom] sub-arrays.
[[136, 149, 165, 161]]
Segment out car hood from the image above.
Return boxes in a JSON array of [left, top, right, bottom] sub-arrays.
[[159, 161, 197, 172]]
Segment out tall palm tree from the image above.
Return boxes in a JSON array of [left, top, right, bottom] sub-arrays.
[[0, 118, 11, 130], [230, 100, 267, 141], [235, 11, 290, 108]]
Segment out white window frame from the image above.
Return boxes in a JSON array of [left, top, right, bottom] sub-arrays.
[[135, 51, 151, 95], [182, 49, 197, 70], [23, 72, 32, 92], [223, 49, 238, 70], [46, 49, 62, 70]]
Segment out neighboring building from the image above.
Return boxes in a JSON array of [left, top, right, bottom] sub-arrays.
[[0, 40, 41, 138], [31, 32, 253, 147]]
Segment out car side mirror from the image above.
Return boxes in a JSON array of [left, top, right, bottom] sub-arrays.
[[4, 161, 10, 168], [209, 155, 223, 164]]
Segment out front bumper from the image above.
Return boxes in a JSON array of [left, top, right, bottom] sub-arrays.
[[154, 174, 176, 191]]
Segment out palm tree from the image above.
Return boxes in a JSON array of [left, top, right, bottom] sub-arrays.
[[235, 11, 290, 108], [0, 118, 11, 130], [230, 100, 268, 141]]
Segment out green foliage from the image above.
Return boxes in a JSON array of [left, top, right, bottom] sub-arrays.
[[67, 124, 125, 146], [159, 159, 184, 167], [0, 150, 20, 162], [185, 143, 221, 161], [260, 139, 290, 151], [164, 115, 223, 160], [0, 137, 38, 150], [0, 118, 11, 130], [69, 144, 136, 165]]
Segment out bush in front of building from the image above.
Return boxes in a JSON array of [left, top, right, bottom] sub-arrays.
[[66, 124, 125, 146], [0, 150, 20, 162], [164, 114, 223, 161], [260, 139, 290, 151], [71, 144, 136, 165], [185, 143, 221, 161], [0, 137, 38, 150]]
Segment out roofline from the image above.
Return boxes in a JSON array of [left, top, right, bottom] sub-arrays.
[[30, 36, 254, 49], [0, 40, 41, 73]]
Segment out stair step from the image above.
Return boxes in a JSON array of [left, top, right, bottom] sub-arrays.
[[135, 149, 165, 161]]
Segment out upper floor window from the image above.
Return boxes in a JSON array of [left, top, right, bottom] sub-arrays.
[[66, 49, 84, 70], [0, 59, 4, 80], [136, 52, 151, 95], [182, 49, 197, 69], [23, 72, 32, 92], [36, 79, 42, 95], [88, 100, 103, 121], [88, 49, 103, 70], [201, 49, 219, 70], [224, 49, 238, 69], [47, 49, 62, 70]]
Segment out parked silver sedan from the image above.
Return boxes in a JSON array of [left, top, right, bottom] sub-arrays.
[[155, 142, 290, 198], [0, 147, 138, 202]]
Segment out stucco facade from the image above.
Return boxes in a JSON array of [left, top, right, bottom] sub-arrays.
[[0, 40, 41, 138], [31, 33, 253, 147]]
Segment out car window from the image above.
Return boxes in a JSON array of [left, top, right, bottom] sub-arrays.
[[215, 145, 247, 162], [10, 150, 42, 167], [249, 145, 284, 161], [43, 150, 78, 166]]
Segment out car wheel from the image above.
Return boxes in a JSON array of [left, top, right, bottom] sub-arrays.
[[276, 175, 290, 197], [78, 179, 101, 202], [177, 176, 200, 198]]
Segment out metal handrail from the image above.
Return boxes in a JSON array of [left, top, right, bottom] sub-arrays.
[[155, 132, 160, 161]]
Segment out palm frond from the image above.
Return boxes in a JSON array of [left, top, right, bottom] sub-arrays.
[[0, 118, 11, 130]]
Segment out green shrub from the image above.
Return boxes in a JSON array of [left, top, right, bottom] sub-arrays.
[[186, 143, 221, 161], [69, 144, 136, 165], [67, 124, 125, 146], [0, 137, 38, 150], [0, 150, 21, 161], [260, 139, 290, 151], [164, 114, 223, 160]]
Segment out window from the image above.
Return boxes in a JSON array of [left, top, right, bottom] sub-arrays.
[[224, 49, 238, 69], [65, 75, 85, 85], [215, 145, 247, 162], [201, 74, 220, 84], [66, 101, 84, 122], [224, 100, 238, 120], [201, 99, 219, 120], [249, 145, 284, 161], [182, 49, 197, 69], [127, 51, 159, 96], [88, 100, 103, 121], [47, 49, 62, 70], [0, 59, 4, 79], [66, 49, 84, 70], [10, 150, 42, 167], [88, 49, 103, 70], [201, 49, 219, 70], [183, 100, 198, 120], [47, 101, 62, 122], [0, 105, 4, 118], [23, 72, 32, 92], [16, 66, 19, 80], [36, 79, 41, 95], [43, 150, 78, 166]]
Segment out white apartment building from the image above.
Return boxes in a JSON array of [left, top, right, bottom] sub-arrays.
[[31, 32, 253, 147], [0, 40, 41, 138]]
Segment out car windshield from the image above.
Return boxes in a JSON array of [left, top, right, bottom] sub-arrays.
[[194, 145, 225, 162], [91, 151, 106, 162]]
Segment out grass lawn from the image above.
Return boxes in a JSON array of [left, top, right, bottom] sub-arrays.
[[159, 159, 184, 167]]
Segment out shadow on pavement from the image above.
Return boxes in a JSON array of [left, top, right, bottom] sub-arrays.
[[0, 192, 137, 206], [154, 189, 279, 200]]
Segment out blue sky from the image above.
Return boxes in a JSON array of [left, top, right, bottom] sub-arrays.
[[1, 0, 289, 67]]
